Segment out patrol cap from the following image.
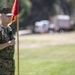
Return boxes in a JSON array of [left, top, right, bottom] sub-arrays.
[[0, 6, 13, 16]]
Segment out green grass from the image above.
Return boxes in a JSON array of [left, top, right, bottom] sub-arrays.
[[15, 45, 75, 75]]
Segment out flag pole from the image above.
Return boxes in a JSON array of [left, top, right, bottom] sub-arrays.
[[10, 0, 19, 74], [16, 15, 19, 75]]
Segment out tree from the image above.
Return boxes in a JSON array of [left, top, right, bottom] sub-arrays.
[[19, 0, 31, 23], [25, 0, 56, 25], [0, 0, 75, 30]]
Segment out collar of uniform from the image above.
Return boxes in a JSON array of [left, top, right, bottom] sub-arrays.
[[0, 25, 8, 29], [0, 24, 4, 31], [0, 24, 3, 27]]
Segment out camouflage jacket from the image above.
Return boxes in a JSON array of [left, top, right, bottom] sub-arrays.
[[0, 25, 15, 59]]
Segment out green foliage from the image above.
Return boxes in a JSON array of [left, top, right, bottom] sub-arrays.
[[7, 0, 14, 7], [0, 0, 13, 7], [19, 0, 31, 22]]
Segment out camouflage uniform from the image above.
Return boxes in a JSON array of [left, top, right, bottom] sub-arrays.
[[0, 25, 15, 75]]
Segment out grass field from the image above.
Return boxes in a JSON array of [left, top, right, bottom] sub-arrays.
[[15, 32, 75, 75]]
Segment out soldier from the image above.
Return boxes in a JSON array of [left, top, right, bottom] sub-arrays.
[[0, 6, 15, 75]]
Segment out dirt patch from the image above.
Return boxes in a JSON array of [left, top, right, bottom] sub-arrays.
[[15, 32, 75, 49]]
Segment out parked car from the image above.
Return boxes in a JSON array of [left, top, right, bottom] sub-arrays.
[[34, 20, 49, 33]]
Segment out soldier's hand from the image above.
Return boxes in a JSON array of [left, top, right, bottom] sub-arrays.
[[8, 40, 15, 46]]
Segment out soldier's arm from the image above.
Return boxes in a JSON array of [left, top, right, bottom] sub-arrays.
[[0, 42, 10, 50], [0, 40, 15, 50], [0, 26, 15, 50]]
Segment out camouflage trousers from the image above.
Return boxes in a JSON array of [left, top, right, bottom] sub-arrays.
[[0, 58, 15, 75]]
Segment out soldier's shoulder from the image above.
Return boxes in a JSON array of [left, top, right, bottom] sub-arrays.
[[7, 26, 12, 31]]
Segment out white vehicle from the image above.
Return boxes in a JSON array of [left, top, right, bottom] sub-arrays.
[[56, 15, 70, 28], [49, 15, 74, 33], [34, 20, 49, 33]]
